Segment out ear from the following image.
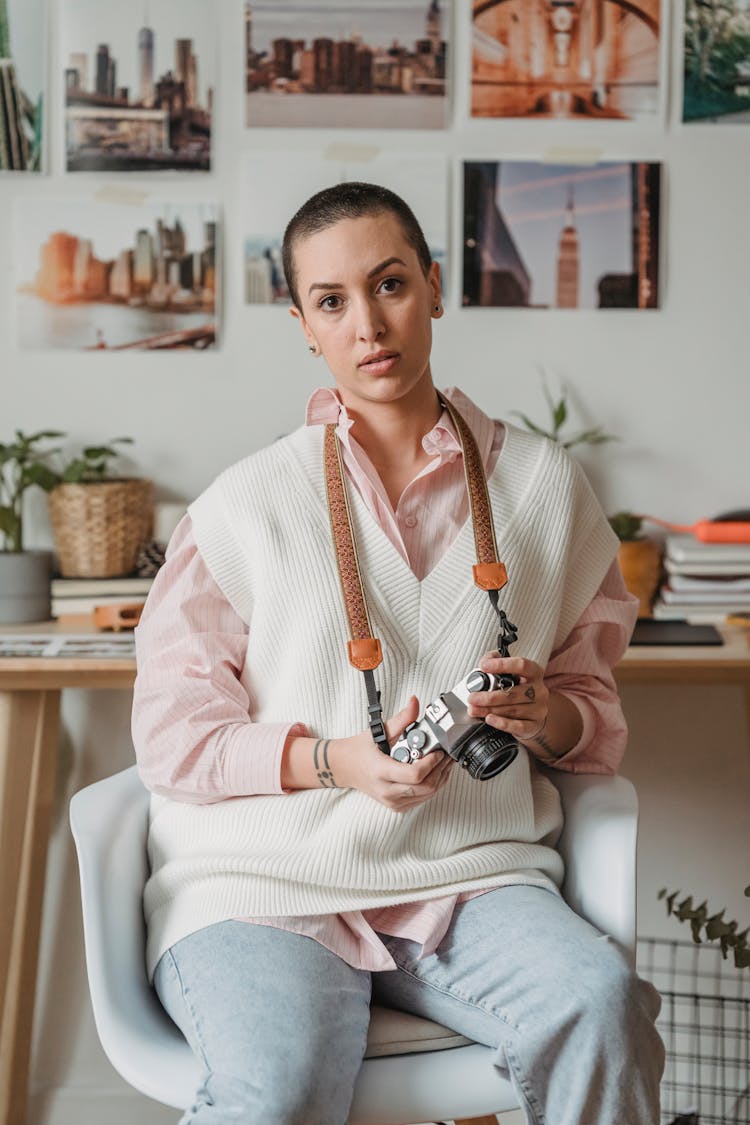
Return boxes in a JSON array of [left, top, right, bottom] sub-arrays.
[[289, 305, 319, 353]]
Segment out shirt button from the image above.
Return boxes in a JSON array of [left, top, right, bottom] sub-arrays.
[[404, 515, 418, 528]]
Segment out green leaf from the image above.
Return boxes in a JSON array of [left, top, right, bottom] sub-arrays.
[[22, 430, 66, 443], [0, 506, 21, 551], [510, 411, 553, 439], [676, 896, 695, 921], [81, 445, 119, 460], [705, 910, 733, 940], [553, 397, 567, 431], [62, 460, 89, 483], [24, 463, 60, 491]]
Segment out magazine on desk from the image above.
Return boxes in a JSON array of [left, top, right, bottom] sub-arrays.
[[0, 634, 136, 658]]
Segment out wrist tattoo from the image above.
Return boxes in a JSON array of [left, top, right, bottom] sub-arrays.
[[533, 732, 557, 757], [313, 739, 338, 788]]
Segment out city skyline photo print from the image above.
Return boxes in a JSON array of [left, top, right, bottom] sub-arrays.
[[682, 0, 750, 122], [15, 198, 219, 350], [245, 0, 449, 128], [463, 160, 661, 311], [242, 152, 448, 303], [1, 0, 45, 172], [61, 0, 215, 172], [471, 0, 662, 121]]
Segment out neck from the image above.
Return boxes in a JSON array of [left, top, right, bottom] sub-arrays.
[[344, 380, 442, 469], [341, 379, 443, 510]]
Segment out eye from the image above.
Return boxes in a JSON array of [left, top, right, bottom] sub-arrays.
[[378, 276, 403, 295], [318, 293, 343, 311]]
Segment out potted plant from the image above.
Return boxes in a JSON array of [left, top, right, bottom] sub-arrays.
[[513, 376, 617, 450], [608, 511, 662, 618], [0, 430, 66, 622], [47, 437, 154, 578]]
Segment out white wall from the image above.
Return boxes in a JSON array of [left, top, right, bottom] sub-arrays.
[[2, 2, 749, 1122]]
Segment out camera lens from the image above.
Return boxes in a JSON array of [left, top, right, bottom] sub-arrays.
[[458, 726, 518, 780]]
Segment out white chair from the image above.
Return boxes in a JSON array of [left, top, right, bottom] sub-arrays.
[[70, 765, 638, 1125]]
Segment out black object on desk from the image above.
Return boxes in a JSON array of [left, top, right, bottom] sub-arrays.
[[630, 619, 724, 646]]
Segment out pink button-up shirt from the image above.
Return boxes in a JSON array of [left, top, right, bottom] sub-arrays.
[[133, 387, 637, 970]]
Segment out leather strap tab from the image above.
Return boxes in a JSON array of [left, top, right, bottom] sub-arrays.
[[473, 561, 508, 591], [347, 637, 383, 671]]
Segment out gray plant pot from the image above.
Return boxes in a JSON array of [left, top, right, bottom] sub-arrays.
[[0, 550, 53, 624]]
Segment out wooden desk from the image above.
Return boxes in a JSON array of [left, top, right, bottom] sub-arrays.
[[0, 621, 134, 1125], [1, 620, 749, 1125]]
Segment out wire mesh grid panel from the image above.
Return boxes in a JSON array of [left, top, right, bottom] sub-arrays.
[[638, 938, 750, 1125]]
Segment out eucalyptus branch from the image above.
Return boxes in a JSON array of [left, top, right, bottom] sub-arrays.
[[659, 886, 750, 970]]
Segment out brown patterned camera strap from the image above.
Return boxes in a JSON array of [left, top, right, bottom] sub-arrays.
[[323, 422, 383, 673], [323, 393, 507, 675], [324, 422, 388, 753], [324, 395, 508, 754], [437, 392, 508, 594]]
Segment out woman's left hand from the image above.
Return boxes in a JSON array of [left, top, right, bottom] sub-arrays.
[[466, 653, 548, 745]]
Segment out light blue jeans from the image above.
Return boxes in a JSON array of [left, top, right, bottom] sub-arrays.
[[153, 885, 664, 1125]]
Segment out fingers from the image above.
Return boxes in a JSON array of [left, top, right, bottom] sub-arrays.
[[467, 657, 548, 742], [386, 753, 454, 811], [384, 695, 420, 743], [479, 654, 539, 679]]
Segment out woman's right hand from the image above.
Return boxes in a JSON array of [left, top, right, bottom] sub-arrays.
[[281, 697, 455, 812]]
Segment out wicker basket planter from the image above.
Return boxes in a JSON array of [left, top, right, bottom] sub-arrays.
[[47, 478, 154, 578]]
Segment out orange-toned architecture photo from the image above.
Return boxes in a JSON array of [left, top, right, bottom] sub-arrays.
[[471, 0, 661, 119]]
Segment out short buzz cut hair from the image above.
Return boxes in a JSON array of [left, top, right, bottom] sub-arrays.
[[281, 181, 432, 310]]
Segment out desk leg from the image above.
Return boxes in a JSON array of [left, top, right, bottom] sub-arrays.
[[0, 689, 61, 1125]]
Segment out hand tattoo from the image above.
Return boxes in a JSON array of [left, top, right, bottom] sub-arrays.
[[525, 686, 536, 701]]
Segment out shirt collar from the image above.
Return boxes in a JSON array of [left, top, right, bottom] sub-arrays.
[[304, 384, 496, 472]]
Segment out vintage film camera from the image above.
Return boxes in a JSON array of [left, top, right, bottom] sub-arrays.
[[390, 613, 521, 782]]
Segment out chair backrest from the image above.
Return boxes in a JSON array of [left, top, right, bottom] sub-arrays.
[[70, 765, 638, 1119]]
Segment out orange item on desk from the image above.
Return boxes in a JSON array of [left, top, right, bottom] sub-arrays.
[[93, 603, 144, 631], [643, 516, 750, 543]]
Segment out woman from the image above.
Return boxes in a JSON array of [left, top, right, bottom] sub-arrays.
[[132, 181, 663, 1123]]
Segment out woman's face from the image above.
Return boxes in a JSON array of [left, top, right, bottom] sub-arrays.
[[290, 211, 442, 413]]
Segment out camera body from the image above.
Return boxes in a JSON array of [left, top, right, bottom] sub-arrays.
[[390, 667, 520, 781]]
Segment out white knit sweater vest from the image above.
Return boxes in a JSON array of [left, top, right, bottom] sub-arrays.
[[144, 415, 619, 977]]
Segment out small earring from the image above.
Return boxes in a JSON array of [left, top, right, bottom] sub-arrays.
[[308, 344, 317, 355], [434, 305, 441, 314]]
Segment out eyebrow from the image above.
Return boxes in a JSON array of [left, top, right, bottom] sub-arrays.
[[307, 256, 408, 297]]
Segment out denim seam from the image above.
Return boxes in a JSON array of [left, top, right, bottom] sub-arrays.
[[503, 1038, 546, 1125], [387, 951, 521, 1034], [387, 954, 552, 1121], [164, 948, 212, 1075]]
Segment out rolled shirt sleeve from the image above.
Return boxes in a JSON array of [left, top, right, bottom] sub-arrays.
[[543, 561, 638, 774], [132, 514, 306, 803]]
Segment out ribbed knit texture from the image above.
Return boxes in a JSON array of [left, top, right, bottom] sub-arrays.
[[144, 418, 619, 978]]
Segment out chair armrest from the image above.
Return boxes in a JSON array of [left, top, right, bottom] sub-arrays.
[[552, 772, 638, 959]]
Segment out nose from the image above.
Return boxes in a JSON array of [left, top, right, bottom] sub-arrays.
[[354, 295, 385, 344]]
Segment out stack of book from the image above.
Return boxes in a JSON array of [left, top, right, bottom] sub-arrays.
[[51, 576, 154, 620], [652, 535, 750, 622]]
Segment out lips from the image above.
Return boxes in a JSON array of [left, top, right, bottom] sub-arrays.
[[358, 350, 399, 375]]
